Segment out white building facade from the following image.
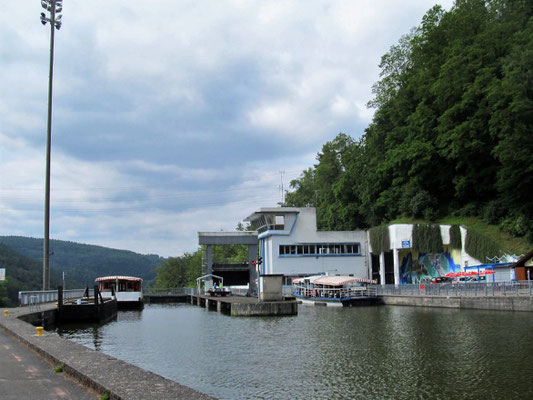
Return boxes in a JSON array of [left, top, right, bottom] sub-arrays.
[[244, 207, 370, 282], [371, 224, 484, 285]]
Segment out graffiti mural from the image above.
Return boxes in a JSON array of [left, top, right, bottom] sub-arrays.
[[399, 251, 459, 284]]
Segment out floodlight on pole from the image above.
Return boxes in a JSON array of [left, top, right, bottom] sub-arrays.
[[40, 0, 63, 290]]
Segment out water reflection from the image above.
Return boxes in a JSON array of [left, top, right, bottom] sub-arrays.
[[117, 310, 143, 322], [56, 321, 106, 351], [57, 304, 533, 400]]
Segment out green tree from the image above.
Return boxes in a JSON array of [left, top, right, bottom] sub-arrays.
[[284, 168, 317, 207], [155, 251, 202, 288], [0, 281, 9, 307], [284, 0, 533, 242]]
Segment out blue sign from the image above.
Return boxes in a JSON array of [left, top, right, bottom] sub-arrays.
[[401, 240, 411, 248]]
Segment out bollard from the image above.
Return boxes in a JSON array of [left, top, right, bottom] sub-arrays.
[[36, 327, 43, 336], [3, 310, 8, 317]]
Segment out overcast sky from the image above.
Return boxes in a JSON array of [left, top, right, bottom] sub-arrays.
[[1, 0, 454, 257]]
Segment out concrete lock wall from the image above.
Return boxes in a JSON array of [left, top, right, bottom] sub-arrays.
[[260, 274, 283, 301], [379, 295, 533, 312]]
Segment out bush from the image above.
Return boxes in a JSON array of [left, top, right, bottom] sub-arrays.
[[409, 190, 436, 218], [457, 203, 479, 217], [423, 207, 438, 222], [483, 200, 506, 224], [500, 214, 529, 237]]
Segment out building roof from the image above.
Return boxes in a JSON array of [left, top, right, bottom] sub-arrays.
[[512, 250, 533, 268], [244, 207, 302, 221], [198, 231, 258, 245]]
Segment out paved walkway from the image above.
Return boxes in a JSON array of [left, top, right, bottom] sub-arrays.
[[0, 328, 97, 400], [1, 305, 216, 399]]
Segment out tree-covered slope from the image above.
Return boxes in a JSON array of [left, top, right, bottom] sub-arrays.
[[0, 236, 163, 287], [285, 0, 533, 249], [0, 243, 74, 306]]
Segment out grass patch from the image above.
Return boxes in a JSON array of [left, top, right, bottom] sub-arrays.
[[99, 393, 110, 400], [54, 364, 64, 373]]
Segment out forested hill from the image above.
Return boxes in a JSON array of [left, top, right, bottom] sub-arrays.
[[0, 243, 74, 307], [0, 236, 164, 287], [285, 0, 533, 244]]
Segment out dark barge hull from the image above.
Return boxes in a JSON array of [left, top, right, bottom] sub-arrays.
[[341, 297, 379, 307], [57, 299, 117, 323], [117, 300, 144, 310]]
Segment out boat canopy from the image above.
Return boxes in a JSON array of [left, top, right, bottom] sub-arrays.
[[292, 275, 323, 284], [293, 275, 376, 286], [95, 276, 143, 283]]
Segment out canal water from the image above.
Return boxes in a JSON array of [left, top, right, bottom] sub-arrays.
[[57, 304, 533, 399]]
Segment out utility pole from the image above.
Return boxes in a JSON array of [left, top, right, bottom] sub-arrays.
[[40, 0, 63, 290], [279, 170, 285, 205]]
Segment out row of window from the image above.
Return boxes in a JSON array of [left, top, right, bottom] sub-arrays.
[[279, 243, 360, 256]]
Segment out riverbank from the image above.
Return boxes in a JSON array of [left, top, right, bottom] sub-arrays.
[[379, 294, 533, 312], [0, 305, 215, 400]]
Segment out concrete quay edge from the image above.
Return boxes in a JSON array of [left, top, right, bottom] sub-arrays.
[[0, 305, 216, 400], [379, 294, 533, 312]]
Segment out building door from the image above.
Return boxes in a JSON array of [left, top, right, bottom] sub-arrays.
[[371, 254, 381, 284], [384, 251, 394, 284]]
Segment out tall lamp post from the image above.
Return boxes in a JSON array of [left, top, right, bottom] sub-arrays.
[[40, 0, 63, 290]]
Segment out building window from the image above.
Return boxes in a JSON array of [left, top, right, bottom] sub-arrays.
[[279, 243, 360, 257]]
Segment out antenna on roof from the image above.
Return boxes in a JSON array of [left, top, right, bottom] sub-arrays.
[[279, 170, 285, 205]]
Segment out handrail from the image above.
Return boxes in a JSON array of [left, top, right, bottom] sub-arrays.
[[292, 285, 377, 298], [143, 287, 195, 296], [376, 281, 532, 297], [18, 288, 93, 306]]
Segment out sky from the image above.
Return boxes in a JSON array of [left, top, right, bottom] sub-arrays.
[[1, 0, 455, 257]]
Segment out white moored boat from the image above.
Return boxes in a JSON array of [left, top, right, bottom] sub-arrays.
[[292, 275, 377, 307], [95, 276, 143, 309]]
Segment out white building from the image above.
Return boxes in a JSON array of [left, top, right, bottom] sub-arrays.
[[244, 207, 370, 283], [370, 224, 484, 284]]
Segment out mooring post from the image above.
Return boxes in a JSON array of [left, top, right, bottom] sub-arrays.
[[58, 285, 63, 316], [94, 285, 99, 306]]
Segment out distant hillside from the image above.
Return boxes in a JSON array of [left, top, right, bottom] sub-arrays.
[[0, 236, 164, 287], [0, 243, 75, 306]]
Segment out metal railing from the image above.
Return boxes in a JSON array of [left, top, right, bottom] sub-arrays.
[[143, 287, 196, 296], [18, 288, 93, 306], [376, 281, 533, 297]]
